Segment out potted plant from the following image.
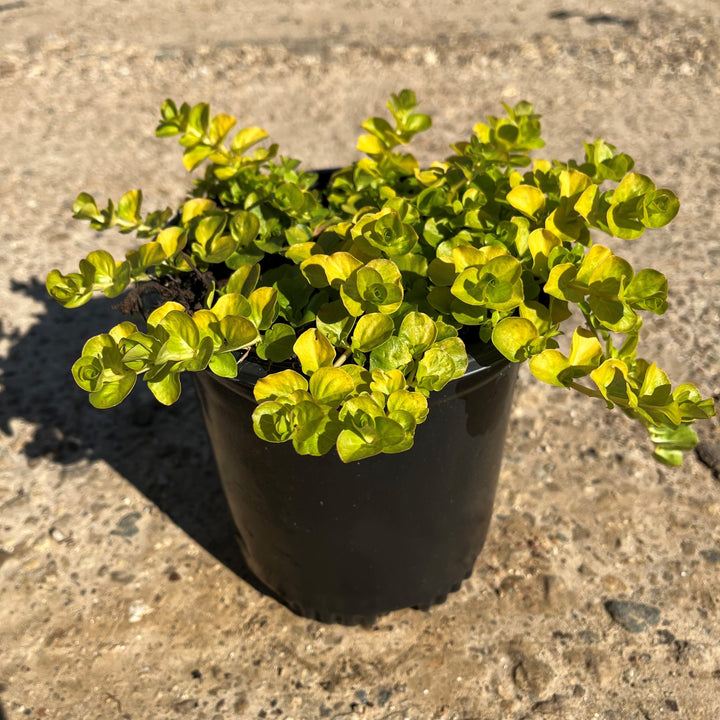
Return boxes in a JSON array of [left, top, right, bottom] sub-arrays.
[[46, 90, 715, 621]]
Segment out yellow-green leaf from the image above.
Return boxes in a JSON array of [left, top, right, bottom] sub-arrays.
[[293, 329, 336, 374], [309, 366, 355, 406], [254, 369, 308, 402], [231, 126, 269, 155], [507, 185, 546, 218]]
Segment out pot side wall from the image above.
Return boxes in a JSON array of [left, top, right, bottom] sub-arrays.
[[193, 357, 519, 622]]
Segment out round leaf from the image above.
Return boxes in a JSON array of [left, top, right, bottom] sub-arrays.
[[506, 185, 546, 218], [491, 317, 540, 362], [309, 367, 356, 406], [254, 369, 308, 402], [293, 328, 335, 374], [351, 313, 394, 353]]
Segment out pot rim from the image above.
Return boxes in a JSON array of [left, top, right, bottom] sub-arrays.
[[198, 341, 513, 405]]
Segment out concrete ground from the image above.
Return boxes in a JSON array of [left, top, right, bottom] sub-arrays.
[[1, 1, 719, 718]]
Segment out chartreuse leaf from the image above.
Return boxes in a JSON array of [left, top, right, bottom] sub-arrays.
[[309, 366, 356, 405], [354, 209, 418, 257], [369, 336, 413, 373], [155, 225, 187, 256], [351, 313, 394, 353], [210, 292, 251, 321], [72, 192, 103, 222], [575, 245, 613, 285], [647, 424, 699, 467], [642, 189, 679, 228], [46, 269, 94, 308], [147, 372, 182, 405], [519, 300, 554, 335], [293, 328, 335, 374], [544, 263, 585, 303], [247, 287, 278, 331], [545, 201, 591, 246], [453, 246, 511, 272], [193, 211, 236, 263], [146, 302, 186, 329], [72, 333, 137, 409], [256, 323, 296, 362], [117, 189, 143, 227], [231, 126, 269, 154], [230, 211, 260, 247], [559, 169, 592, 199], [300, 255, 331, 288], [586, 254, 638, 332], [370, 369, 406, 396], [301, 252, 364, 290], [155, 310, 201, 363], [529, 349, 572, 387], [492, 317, 540, 362], [529, 328, 603, 387], [252, 401, 295, 443], [528, 229, 562, 278], [428, 258, 456, 287], [226, 263, 261, 296], [219, 315, 259, 350], [336, 394, 408, 463], [340, 259, 404, 316], [208, 352, 239, 378], [624, 269, 668, 314], [325, 253, 364, 288], [72, 354, 105, 393], [398, 312, 437, 358], [430, 337, 468, 379], [387, 389, 429, 424], [336, 427, 382, 462], [415, 347, 456, 392], [126, 241, 167, 277], [613, 173, 655, 203], [590, 359, 637, 408], [208, 112, 236, 145], [65, 250, 131, 299], [373, 416, 412, 453], [316, 301, 356, 346], [293, 405, 344, 456], [254, 369, 308, 402], [607, 200, 645, 240], [182, 198, 216, 223], [451, 255, 523, 311], [506, 185, 545, 218], [635, 362, 680, 425], [674, 384, 716, 421]]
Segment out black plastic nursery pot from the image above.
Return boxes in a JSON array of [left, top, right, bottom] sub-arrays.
[[193, 347, 518, 623]]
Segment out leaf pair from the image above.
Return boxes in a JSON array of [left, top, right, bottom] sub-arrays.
[[47, 250, 131, 308], [545, 245, 668, 332]]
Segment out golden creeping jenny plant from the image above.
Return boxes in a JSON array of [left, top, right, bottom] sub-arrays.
[[48, 90, 715, 464]]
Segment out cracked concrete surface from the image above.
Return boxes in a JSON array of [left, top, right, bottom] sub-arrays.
[[1, 1, 719, 718]]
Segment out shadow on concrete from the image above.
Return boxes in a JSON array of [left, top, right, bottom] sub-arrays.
[[548, 9, 638, 28], [0, 278, 260, 585]]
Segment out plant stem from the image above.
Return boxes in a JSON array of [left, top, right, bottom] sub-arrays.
[[569, 381, 603, 399], [180, 252, 210, 287], [333, 350, 350, 368]]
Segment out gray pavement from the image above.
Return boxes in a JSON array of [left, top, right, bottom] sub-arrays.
[[1, 1, 719, 718]]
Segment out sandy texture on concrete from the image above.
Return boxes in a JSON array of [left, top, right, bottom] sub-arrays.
[[1, 1, 719, 718]]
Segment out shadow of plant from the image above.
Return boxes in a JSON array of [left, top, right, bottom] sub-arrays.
[[0, 278, 256, 582]]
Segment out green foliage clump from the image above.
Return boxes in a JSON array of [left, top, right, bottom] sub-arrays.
[[47, 90, 715, 465]]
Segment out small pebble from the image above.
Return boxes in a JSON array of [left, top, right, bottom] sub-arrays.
[[604, 600, 661, 633]]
